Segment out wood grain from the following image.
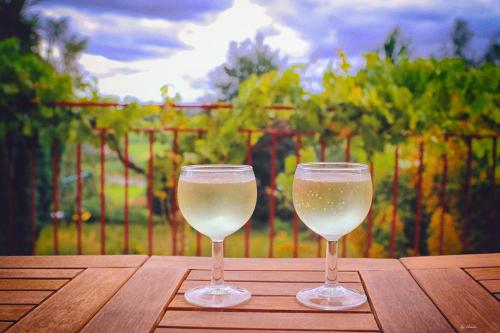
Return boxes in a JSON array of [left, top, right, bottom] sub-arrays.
[[361, 270, 453, 333], [0, 322, 12, 333], [81, 266, 187, 333], [0, 255, 147, 268], [146, 256, 403, 271], [160, 311, 379, 331], [401, 253, 500, 269], [410, 268, 500, 333], [466, 267, 500, 280], [0, 305, 34, 320], [178, 280, 364, 296], [156, 329, 377, 333], [0, 279, 67, 290], [8, 267, 135, 333], [168, 294, 371, 312], [0, 290, 51, 304], [0, 269, 82, 279], [478, 279, 500, 293], [187, 270, 360, 282]]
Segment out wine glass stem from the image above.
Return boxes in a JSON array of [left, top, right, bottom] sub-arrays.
[[211, 241, 224, 286], [325, 240, 339, 287]]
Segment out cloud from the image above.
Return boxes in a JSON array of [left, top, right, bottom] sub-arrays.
[[256, 0, 500, 59], [38, 6, 189, 61], [41, 0, 234, 21]]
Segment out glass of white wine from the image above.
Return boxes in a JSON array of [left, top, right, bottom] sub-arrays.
[[177, 164, 257, 307], [293, 162, 373, 310]]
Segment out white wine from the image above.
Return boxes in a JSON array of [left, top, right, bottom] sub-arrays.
[[293, 172, 372, 240], [178, 174, 257, 241]]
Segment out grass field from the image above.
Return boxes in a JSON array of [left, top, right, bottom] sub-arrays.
[[34, 222, 349, 258]]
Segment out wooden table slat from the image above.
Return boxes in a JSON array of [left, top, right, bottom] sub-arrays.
[[178, 280, 364, 296], [0, 256, 147, 268], [478, 279, 500, 293], [81, 266, 187, 333], [360, 270, 454, 333], [0, 290, 51, 304], [401, 253, 500, 269], [0, 269, 82, 279], [187, 270, 360, 282], [0, 322, 13, 333], [465, 267, 500, 280], [168, 294, 371, 312], [160, 311, 379, 331], [0, 305, 34, 321], [410, 268, 500, 333], [7, 267, 135, 333], [0, 279, 67, 290], [156, 329, 377, 333], [146, 256, 403, 271]]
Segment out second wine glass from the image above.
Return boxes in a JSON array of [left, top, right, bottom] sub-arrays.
[[293, 162, 373, 310], [177, 164, 257, 307]]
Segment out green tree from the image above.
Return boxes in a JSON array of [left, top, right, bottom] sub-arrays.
[[451, 18, 473, 62], [382, 27, 411, 62], [208, 34, 285, 101]]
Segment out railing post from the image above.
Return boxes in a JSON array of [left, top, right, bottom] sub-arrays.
[[488, 137, 497, 250], [147, 130, 155, 256], [52, 140, 59, 255], [342, 135, 351, 257], [439, 136, 448, 255], [99, 130, 106, 255], [414, 139, 424, 255], [365, 161, 374, 258], [6, 138, 14, 254], [462, 136, 473, 252], [317, 138, 326, 257], [75, 143, 82, 255], [245, 130, 253, 258], [171, 128, 179, 256], [28, 141, 37, 255], [124, 133, 129, 254], [293, 133, 302, 258], [269, 134, 277, 258], [196, 129, 204, 257], [390, 146, 399, 258]]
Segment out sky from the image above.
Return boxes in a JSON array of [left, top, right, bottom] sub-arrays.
[[35, 0, 499, 102]]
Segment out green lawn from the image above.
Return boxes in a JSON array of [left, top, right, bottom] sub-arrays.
[[35, 222, 340, 258]]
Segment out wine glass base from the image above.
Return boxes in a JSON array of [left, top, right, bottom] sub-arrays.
[[296, 284, 367, 310], [184, 284, 251, 308]]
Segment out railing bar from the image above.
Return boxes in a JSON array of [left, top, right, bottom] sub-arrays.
[[342, 135, 351, 258], [124, 133, 129, 254], [171, 129, 179, 256], [365, 161, 374, 258], [293, 134, 302, 258], [269, 134, 277, 258], [6, 139, 14, 254], [488, 137, 497, 249], [389, 145, 399, 258], [462, 137, 473, 251], [414, 139, 424, 255], [51, 141, 59, 255], [244, 130, 253, 258], [147, 131, 155, 256], [196, 130, 204, 256], [317, 139, 326, 257], [75, 143, 83, 255], [438, 137, 449, 255], [99, 130, 106, 255], [28, 141, 36, 255]]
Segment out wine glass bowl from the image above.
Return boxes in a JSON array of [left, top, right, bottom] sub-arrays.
[[293, 162, 373, 310], [178, 164, 257, 307]]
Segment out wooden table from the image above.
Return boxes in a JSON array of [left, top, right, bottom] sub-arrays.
[[0, 254, 498, 333]]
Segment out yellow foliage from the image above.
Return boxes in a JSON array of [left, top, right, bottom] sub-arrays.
[[427, 208, 462, 255], [368, 205, 404, 257]]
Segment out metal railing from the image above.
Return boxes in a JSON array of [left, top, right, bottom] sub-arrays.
[[4, 101, 498, 257]]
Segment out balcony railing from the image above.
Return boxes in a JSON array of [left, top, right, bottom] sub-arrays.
[[4, 101, 498, 257]]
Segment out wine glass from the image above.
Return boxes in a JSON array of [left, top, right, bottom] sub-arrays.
[[292, 162, 373, 310], [177, 164, 257, 307]]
